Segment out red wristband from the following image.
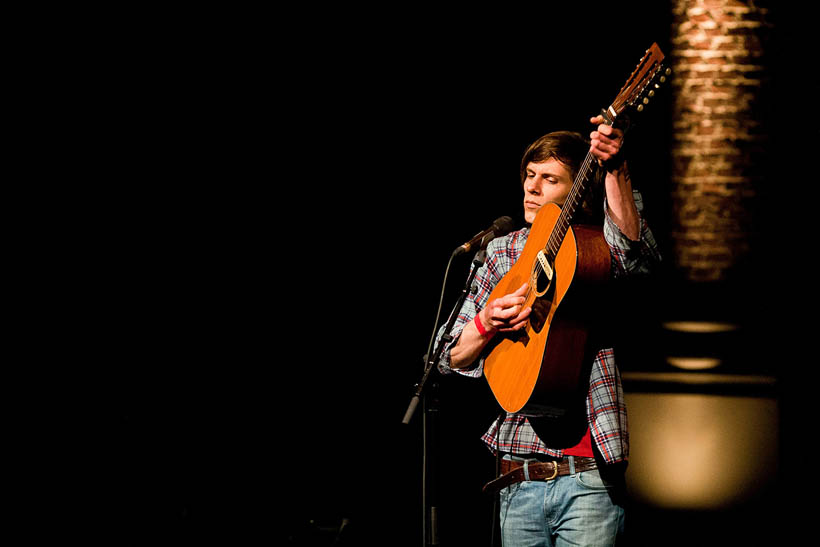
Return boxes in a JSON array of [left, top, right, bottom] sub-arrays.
[[474, 314, 496, 337]]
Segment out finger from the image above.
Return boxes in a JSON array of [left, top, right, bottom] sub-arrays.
[[590, 137, 620, 159], [510, 320, 528, 332], [496, 286, 528, 309], [494, 303, 524, 321], [589, 142, 606, 159], [592, 142, 619, 157], [500, 322, 527, 333], [513, 283, 529, 297], [591, 130, 619, 146], [590, 115, 604, 124], [597, 124, 624, 138], [515, 306, 532, 323], [590, 133, 613, 149], [499, 307, 532, 332]]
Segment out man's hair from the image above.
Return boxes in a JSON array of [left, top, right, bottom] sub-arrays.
[[519, 131, 589, 185], [519, 130, 604, 223]]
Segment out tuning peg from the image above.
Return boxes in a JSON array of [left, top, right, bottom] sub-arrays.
[[648, 90, 655, 97], [642, 97, 650, 105], [637, 104, 645, 112]]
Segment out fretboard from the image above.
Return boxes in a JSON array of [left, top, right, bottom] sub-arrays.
[[542, 148, 599, 261]]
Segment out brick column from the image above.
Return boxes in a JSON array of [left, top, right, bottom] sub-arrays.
[[669, 0, 773, 282]]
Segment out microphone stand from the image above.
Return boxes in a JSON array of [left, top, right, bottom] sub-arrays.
[[402, 248, 487, 547]]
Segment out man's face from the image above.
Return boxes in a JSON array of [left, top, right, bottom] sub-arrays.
[[522, 158, 573, 224]]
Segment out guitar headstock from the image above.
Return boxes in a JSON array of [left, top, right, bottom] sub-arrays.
[[605, 43, 670, 122]]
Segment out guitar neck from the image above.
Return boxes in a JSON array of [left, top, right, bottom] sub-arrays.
[[539, 42, 668, 262], [543, 145, 601, 261], [542, 108, 621, 260]]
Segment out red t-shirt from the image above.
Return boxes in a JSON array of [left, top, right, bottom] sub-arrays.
[[563, 426, 594, 457]]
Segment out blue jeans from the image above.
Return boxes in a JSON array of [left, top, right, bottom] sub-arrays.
[[498, 457, 625, 547]]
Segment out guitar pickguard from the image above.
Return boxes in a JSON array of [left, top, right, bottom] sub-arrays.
[[528, 296, 552, 334]]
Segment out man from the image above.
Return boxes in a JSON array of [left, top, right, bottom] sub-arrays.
[[435, 116, 660, 546]]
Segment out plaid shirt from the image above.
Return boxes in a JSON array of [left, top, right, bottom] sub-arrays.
[[437, 190, 660, 464]]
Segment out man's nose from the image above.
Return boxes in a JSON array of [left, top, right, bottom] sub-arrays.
[[524, 179, 539, 195]]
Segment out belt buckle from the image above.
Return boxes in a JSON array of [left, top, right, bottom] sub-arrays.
[[545, 461, 558, 480]]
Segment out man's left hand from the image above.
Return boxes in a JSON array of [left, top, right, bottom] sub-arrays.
[[589, 115, 624, 170]]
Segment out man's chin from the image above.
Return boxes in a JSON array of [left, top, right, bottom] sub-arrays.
[[523, 211, 538, 224]]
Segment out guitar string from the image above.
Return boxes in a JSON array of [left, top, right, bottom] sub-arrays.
[[544, 149, 596, 260]]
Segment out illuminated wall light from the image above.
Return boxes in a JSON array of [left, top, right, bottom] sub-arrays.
[[625, 392, 778, 510], [662, 322, 736, 370], [662, 321, 739, 334], [666, 356, 721, 370]]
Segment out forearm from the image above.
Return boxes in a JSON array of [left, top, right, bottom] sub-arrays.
[[449, 313, 494, 369], [604, 161, 640, 241], [604, 184, 661, 277]]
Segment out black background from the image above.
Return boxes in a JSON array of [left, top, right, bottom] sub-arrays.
[[104, 2, 814, 545]]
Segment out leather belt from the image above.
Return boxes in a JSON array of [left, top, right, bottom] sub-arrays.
[[483, 457, 598, 494]]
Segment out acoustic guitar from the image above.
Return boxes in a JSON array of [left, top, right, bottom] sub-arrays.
[[483, 43, 669, 417]]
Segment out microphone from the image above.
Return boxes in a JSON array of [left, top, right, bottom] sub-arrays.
[[453, 216, 514, 256]]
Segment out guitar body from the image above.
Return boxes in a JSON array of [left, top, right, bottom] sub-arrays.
[[483, 203, 610, 416]]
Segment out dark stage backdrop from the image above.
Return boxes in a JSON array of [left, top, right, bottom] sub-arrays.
[[109, 3, 812, 546]]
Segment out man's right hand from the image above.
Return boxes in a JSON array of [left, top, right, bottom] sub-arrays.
[[480, 283, 531, 333]]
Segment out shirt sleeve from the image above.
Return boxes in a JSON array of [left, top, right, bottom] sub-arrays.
[[604, 189, 661, 278], [434, 237, 511, 378]]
